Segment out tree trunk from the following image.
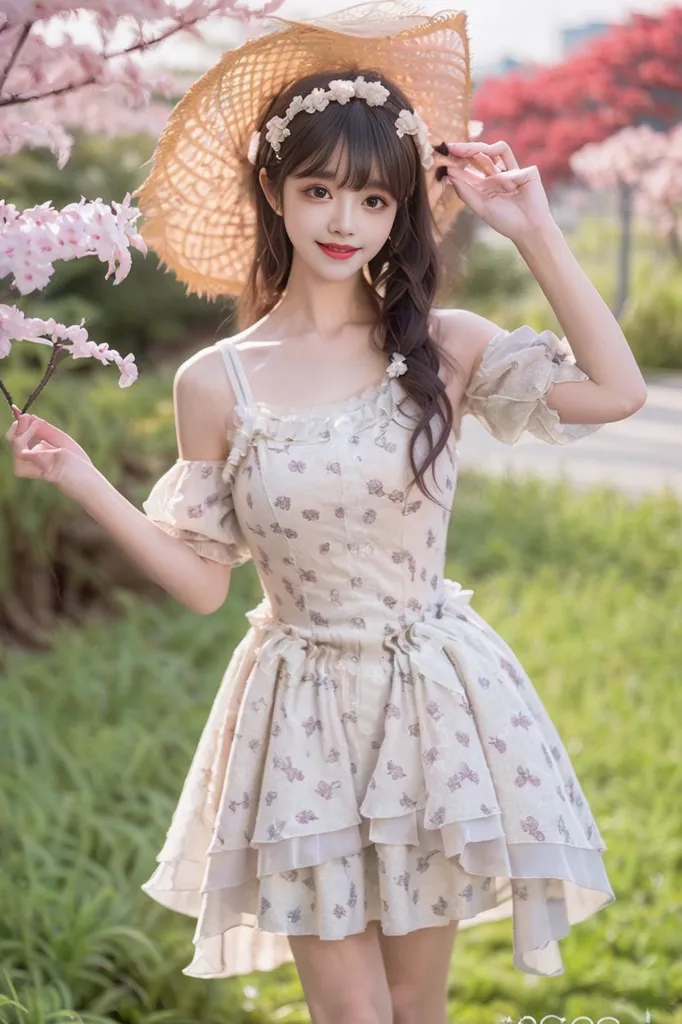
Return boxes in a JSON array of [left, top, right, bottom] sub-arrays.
[[668, 218, 682, 262], [614, 179, 633, 320]]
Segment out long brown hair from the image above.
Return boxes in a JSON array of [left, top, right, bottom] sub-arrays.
[[236, 67, 460, 509]]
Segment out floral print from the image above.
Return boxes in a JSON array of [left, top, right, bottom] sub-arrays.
[[142, 459, 251, 567], [141, 327, 614, 983]]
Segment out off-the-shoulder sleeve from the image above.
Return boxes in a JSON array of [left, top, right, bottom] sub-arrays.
[[462, 325, 603, 445], [142, 459, 251, 568]]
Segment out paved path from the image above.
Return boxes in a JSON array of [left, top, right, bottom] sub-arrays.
[[457, 373, 682, 497]]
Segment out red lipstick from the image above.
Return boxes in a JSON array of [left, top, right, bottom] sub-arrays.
[[317, 242, 360, 260]]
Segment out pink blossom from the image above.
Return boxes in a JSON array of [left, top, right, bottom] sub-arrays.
[[571, 124, 682, 244], [0, 0, 288, 411], [0, 305, 137, 389]]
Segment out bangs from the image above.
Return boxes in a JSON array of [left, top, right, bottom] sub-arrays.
[[285, 99, 417, 202]]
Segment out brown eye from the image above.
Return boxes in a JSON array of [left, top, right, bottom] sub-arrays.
[[304, 186, 330, 199]]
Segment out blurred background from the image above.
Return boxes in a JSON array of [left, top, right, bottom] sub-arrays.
[[1, 1, 681, 1021]]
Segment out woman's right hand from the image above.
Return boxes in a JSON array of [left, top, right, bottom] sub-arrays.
[[4, 405, 94, 488]]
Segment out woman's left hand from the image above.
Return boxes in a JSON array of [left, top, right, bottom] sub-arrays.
[[428, 140, 555, 243]]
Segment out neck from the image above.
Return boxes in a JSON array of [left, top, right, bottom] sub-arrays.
[[271, 252, 378, 340]]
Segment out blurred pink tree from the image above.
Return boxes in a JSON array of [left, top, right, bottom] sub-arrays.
[[571, 125, 682, 315], [0, 0, 283, 412]]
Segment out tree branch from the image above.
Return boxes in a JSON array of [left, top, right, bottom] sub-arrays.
[[0, 21, 32, 93], [0, 342, 68, 415], [0, 16, 203, 108]]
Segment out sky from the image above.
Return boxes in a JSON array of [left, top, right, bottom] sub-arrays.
[[283, 0, 672, 66], [446, 0, 672, 67], [134, 0, 676, 75], [48, 0, 676, 78]]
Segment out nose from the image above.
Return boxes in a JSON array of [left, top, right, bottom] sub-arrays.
[[328, 195, 357, 238]]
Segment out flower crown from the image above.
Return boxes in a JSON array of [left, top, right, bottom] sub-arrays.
[[247, 75, 434, 171]]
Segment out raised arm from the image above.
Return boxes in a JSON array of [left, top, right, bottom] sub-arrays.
[[434, 302, 646, 447], [511, 220, 647, 423], [434, 141, 647, 434]]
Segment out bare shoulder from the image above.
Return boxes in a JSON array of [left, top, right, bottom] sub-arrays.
[[429, 307, 506, 389], [173, 341, 235, 461]]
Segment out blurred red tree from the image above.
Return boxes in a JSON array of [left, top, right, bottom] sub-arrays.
[[472, 6, 682, 188]]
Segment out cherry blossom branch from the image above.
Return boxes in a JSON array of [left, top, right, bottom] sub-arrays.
[[0, 0, 285, 415], [0, 376, 14, 408], [0, 19, 192, 107], [0, 195, 143, 410], [17, 339, 65, 414], [0, 308, 139, 413], [0, 0, 286, 108], [0, 20, 31, 92]]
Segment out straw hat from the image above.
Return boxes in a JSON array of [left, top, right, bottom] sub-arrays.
[[133, 1, 472, 300]]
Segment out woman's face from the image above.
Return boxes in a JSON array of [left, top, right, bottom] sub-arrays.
[[259, 151, 398, 281]]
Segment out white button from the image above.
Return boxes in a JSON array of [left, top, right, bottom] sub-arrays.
[[334, 414, 352, 431]]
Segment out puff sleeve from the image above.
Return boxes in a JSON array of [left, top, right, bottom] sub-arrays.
[[462, 325, 603, 445], [142, 459, 251, 568]]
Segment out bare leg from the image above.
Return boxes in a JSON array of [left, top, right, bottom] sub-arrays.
[[288, 921, 393, 1024], [379, 921, 459, 1024]]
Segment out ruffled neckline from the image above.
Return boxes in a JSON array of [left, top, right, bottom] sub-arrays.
[[222, 373, 414, 487]]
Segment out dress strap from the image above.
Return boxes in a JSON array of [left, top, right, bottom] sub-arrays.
[[216, 339, 256, 410]]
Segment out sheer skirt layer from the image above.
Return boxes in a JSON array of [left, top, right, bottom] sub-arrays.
[[142, 579, 614, 979]]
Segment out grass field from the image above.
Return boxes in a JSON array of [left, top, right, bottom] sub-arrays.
[[2, 470, 681, 1024]]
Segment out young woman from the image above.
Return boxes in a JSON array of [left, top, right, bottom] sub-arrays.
[[6, 6, 646, 1022]]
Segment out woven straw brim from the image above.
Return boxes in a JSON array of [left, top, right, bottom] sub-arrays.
[[133, 1, 471, 300]]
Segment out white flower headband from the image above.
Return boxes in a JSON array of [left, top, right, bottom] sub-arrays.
[[247, 75, 434, 171]]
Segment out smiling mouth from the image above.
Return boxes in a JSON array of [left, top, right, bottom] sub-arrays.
[[317, 243, 359, 253]]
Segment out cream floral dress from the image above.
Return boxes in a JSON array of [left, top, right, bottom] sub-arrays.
[[141, 326, 615, 980]]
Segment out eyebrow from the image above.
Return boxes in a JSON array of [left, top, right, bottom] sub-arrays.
[[296, 168, 391, 192]]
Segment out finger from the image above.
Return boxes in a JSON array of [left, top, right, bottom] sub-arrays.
[[445, 145, 497, 177], [445, 146, 497, 176], [17, 445, 65, 484], [17, 443, 58, 464], [449, 163, 530, 190], [481, 141, 519, 172], [444, 157, 491, 182], [445, 164, 489, 188], [443, 174, 482, 210], [448, 140, 519, 172], [14, 420, 40, 452], [17, 421, 53, 456], [447, 160, 488, 184], [26, 418, 78, 450], [470, 152, 499, 176], [10, 413, 72, 451], [461, 173, 519, 196], [20, 444, 54, 457], [11, 412, 35, 440], [27, 440, 56, 454], [492, 167, 534, 190]]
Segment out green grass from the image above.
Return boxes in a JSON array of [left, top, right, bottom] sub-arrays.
[[1, 471, 681, 1023]]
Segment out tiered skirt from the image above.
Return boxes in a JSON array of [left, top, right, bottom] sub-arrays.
[[142, 578, 615, 978]]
